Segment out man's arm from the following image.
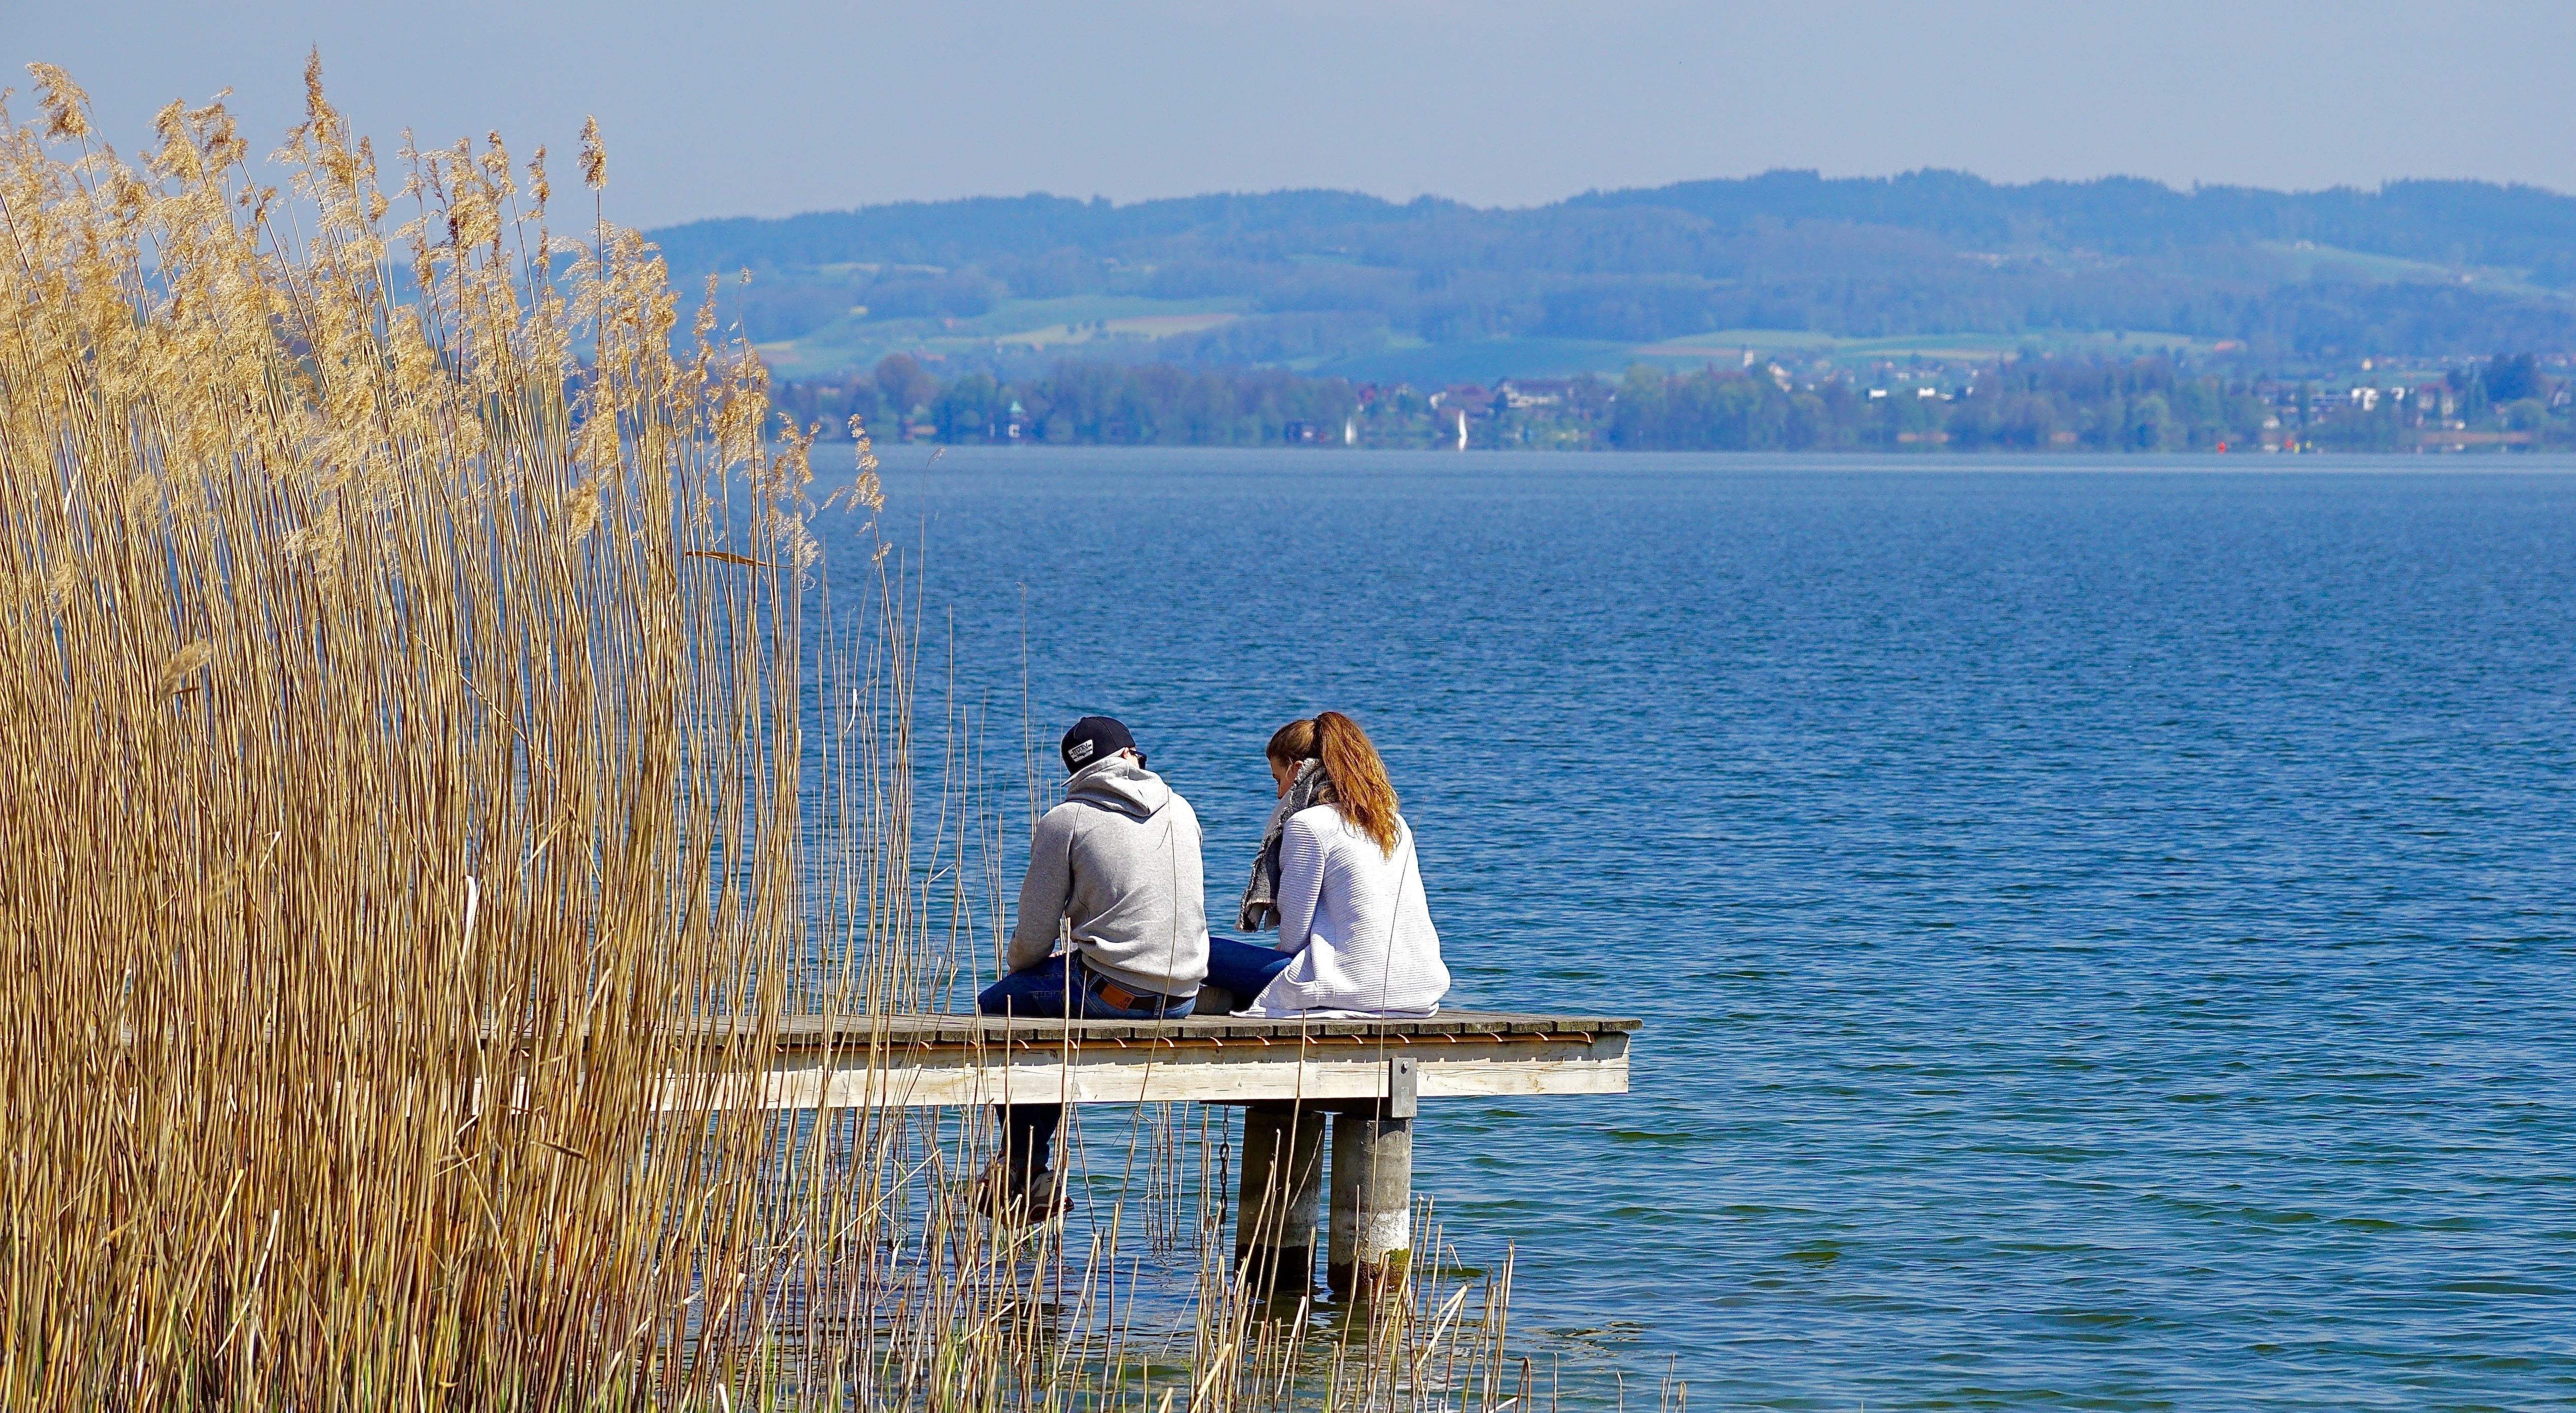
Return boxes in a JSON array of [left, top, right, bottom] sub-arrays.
[[1007, 807, 1073, 973]]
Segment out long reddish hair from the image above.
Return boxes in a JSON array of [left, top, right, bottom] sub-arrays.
[[1313, 711, 1399, 856]]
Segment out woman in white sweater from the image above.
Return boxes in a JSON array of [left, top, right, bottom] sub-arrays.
[[1203, 712, 1450, 1017]]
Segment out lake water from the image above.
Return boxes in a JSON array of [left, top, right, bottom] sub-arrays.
[[833, 448, 2576, 1410]]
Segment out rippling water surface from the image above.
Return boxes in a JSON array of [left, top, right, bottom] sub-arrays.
[[832, 449, 2576, 1410]]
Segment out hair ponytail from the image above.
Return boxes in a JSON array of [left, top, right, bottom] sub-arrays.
[[1266, 718, 1319, 765], [1313, 711, 1399, 856]]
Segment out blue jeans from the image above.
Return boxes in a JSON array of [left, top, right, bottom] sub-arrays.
[[1204, 936, 1296, 1002], [975, 954, 1195, 1188]]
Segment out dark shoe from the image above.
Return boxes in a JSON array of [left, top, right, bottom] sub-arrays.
[[971, 1158, 1065, 1226], [1020, 1171, 1067, 1224], [968, 1157, 1018, 1215]]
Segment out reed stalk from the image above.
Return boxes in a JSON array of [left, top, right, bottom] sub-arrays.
[[0, 63, 1527, 1411]]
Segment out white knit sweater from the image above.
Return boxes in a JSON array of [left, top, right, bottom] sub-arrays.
[[1242, 805, 1449, 1018]]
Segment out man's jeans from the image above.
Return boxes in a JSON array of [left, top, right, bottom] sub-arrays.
[[975, 954, 1195, 1191]]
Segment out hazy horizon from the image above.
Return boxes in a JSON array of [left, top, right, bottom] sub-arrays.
[[653, 168, 2576, 234], [15, 1, 2576, 230]]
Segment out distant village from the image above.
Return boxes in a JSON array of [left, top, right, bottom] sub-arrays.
[[769, 350, 2576, 453]]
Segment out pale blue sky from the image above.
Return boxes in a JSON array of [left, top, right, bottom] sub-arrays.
[[11, 1, 2575, 229]]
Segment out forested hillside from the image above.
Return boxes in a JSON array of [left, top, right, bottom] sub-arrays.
[[650, 171, 2576, 384]]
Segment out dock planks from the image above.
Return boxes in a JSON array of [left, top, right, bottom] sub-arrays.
[[689, 1011, 1637, 1110]]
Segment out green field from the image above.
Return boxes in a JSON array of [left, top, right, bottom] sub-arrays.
[[753, 293, 1250, 376], [741, 266, 2232, 387], [1299, 327, 2222, 388]]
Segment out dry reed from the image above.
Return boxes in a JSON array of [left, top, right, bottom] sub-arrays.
[[0, 62, 1527, 1410]]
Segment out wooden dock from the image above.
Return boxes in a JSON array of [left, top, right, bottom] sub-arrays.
[[728, 1011, 1639, 1298], [743, 1010, 1636, 1110]]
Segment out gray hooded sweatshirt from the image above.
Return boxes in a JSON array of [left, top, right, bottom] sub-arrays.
[[1008, 754, 1210, 997]]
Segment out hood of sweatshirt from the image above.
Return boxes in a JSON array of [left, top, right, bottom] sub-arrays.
[[1065, 754, 1171, 820]]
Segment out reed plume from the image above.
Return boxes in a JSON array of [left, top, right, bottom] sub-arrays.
[[1, 60, 818, 1407], [0, 63, 1529, 1411]]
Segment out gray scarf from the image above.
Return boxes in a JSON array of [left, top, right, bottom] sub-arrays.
[[1237, 760, 1334, 931]]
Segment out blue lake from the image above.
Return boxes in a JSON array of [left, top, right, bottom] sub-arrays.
[[834, 448, 2576, 1410]]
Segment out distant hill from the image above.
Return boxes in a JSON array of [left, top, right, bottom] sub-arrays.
[[646, 171, 2576, 383]]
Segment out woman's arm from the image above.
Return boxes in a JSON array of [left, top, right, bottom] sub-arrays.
[[1274, 812, 1330, 954]]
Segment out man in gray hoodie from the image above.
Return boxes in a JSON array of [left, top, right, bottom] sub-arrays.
[[975, 715, 1209, 1216]]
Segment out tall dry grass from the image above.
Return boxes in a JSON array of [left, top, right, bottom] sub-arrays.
[[0, 62, 1528, 1410]]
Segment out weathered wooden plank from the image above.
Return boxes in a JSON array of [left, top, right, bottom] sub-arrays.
[[674, 1027, 1629, 1110], [765, 1010, 1641, 1049]]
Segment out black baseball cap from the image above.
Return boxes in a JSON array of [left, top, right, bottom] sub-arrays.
[[1060, 715, 1137, 774]]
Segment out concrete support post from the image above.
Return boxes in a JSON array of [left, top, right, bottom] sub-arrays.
[[1327, 1111, 1413, 1298], [1234, 1102, 1325, 1295]]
